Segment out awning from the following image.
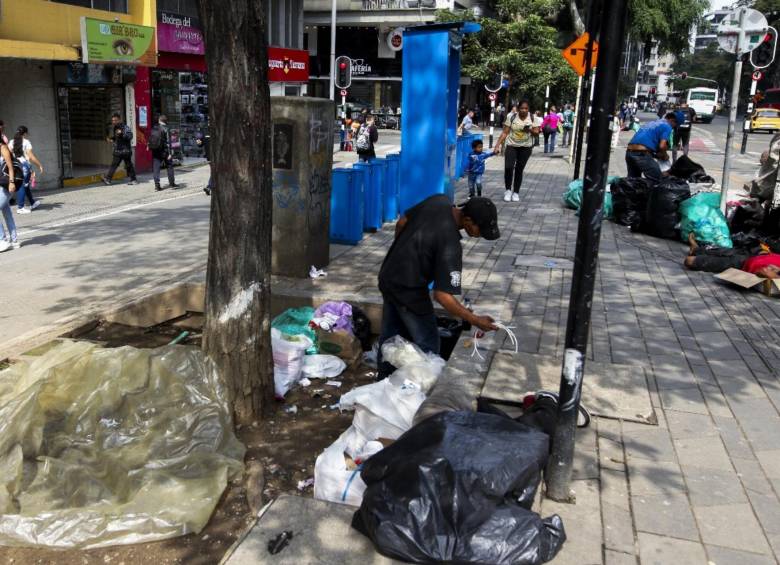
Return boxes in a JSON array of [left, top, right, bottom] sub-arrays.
[[0, 38, 79, 62]]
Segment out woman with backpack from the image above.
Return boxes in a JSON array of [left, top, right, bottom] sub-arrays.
[[0, 138, 20, 251], [541, 106, 561, 154], [493, 100, 538, 203], [356, 115, 379, 162], [9, 126, 43, 213], [560, 104, 575, 147]]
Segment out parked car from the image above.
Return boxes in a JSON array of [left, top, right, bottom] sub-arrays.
[[750, 108, 780, 133]]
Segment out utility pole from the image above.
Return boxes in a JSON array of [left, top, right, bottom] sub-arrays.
[[572, 0, 601, 181], [329, 0, 337, 100], [547, 0, 628, 501]]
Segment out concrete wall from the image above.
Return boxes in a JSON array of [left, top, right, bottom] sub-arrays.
[[271, 96, 335, 278], [0, 60, 60, 190]]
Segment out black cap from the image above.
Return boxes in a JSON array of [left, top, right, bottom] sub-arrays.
[[461, 197, 500, 240]]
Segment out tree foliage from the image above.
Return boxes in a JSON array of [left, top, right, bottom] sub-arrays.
[[671, 43, 734, 93], [438, 0, 578, 107], [627, 0, 709, 54]]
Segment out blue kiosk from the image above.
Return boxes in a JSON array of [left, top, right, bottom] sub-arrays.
[[399, 21, 481, 214]]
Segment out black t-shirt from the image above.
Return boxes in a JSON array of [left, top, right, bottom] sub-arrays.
[[378, 195, 463, 315]]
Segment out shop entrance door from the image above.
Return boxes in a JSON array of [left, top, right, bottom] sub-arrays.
[[64, 86, 124, 176]]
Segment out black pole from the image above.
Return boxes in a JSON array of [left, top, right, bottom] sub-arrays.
[[572, 0, 601, 181], [546, 0, 629, 501]]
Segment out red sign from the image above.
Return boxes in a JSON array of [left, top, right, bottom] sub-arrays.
[[267, 46, 309, 83], [340, 89, 348, 96], [489, 93, 497, 101], [753, 70, 764, 81]]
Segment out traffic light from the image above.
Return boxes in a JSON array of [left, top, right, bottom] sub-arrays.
[[484, 71, 502, 92], [750, 29, 777, 69], [335, 55, 352, 89]]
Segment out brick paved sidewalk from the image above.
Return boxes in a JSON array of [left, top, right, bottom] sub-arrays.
[[294, 150, 780, 564]]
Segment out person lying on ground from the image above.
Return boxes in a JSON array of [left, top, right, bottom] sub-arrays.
[[683, 234, 780, 279]]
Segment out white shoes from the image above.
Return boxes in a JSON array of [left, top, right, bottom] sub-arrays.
[[511, 192, 520, 202], [11, 241, 20, 249], [0, 240, 9, 252], [504, 190, 512, 202], [31, 200, 41, 210], [17, 207, 30, 214]]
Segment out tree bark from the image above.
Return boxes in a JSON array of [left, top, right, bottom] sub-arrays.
[[198, 0, 274, 425], [570, 0, 585, 35]]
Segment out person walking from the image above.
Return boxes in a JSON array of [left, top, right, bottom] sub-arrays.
[[673, 103, 696, 161], [102, 113, 137, 186], [148, 114, 177, 191], [494, 100, 538, 202], [197, 131, 212, 195], [466, 138, 494, 198], [532, 110, 543, 147], [9, 126, 43, 213], [0, 139, 20, 251], [625, 112, 677, 184], [561, 104, 575, 147], [356, 114, 379, 162], [460, 110, 475, 134], [541, 106, 561, 154]]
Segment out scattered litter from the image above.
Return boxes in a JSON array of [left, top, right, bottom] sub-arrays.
[[325, 380, 342, 388], [363, 343, 379, 368], [381, 336, 446, 393], [311, 302, 354, 334], [299, 377, 312, 387], [283, 405, 298, 415], [329, 403, 340, 410], [297, 478, 315, 491], [543, 260, 558, 268], [471, 322, 518, 360], [301, 354, 347, 379], [309, 265, 327, 279], [167, 330, 190, 345], [271, 307, 317, 354], [267, 530, 294, 555], [311, 388, 325, 398], [271, 328, 314, 397]]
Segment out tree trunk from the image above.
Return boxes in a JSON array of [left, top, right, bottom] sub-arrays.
[[198, 0, 274, 425], [570, 0, 585, 35]]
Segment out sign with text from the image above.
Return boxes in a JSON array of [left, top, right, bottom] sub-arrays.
[[268, 46, 309, 82], [157, 11, 204, 55], [562, 33, 599, 76], [81, 17, 157, 66]]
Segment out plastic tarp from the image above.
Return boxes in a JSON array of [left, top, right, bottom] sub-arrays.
[[561, 177, 620, 220], [0, 341, 245, 549], [679, 192, 732, 248], [271, 307, 317, 354], [352, 411, 566, 564]]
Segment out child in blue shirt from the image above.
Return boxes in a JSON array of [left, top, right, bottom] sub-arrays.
[[466, 139, 494, 198]]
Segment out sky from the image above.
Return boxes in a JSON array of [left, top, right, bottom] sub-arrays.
[[710, 0, 732, 9]]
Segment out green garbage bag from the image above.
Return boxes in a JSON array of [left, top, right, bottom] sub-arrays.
[[679, 192, 732, 248], [272, 307, 318, 353], [562, 178, 617, 219]]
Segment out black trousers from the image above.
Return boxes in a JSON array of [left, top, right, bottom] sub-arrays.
[[106, 154, 136, 181], [153, 156, 175, 186], [504, 145, 533, 193], [688, 246, 749, 273]]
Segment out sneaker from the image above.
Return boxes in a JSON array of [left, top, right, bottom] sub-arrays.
[[16, 207, 31, 214], [101, 176, 112, 186], [155, 184, 163, 192], [31, 200, 41, 210], [127, 179, 138, 186], [203, 186, 211, 196], [0, 240, 9, 253], [503, 190, 512, 202], [11, 241, 21, 250], [511, 192, 520, 202], [169, 183, 179, 189]]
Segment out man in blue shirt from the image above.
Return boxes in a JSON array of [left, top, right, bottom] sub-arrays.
[[625, 112, 677, 183]]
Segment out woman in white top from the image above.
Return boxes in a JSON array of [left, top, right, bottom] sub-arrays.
[[0, 138, 19, 251], [9, 126, 43, 213]]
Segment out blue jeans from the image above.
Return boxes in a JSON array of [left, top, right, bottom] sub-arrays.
[[468, 173, 483, 197], [16, 162, 35, 210], [625, 150, 662, 184], [0, 188, 18, 242], [377, 297, 440, 379], [544, 130, 558, 153]]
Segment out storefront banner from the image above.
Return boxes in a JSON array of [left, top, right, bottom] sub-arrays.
[[81, 17, 157, 66], [268, 46, 309, 83], [157, 11, 204, 55]]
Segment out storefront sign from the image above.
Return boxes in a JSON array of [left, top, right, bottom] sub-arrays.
[[139, 106, 148, 128], [157, 11, 204, 55], [80, 17, 157, 66], [268, 46, 309, 83], [66, 62, 124, 84], [387, 28, 404, 52], [351, 58, 373, 76]]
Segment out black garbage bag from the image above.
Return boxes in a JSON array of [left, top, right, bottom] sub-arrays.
[[668, 155, 705, 180], [639, 177, 691, 239], [612, 177, 651, 227], [730, 200, 766, 234], [350, 305, 372, 351], [352, 411, 566, 565]]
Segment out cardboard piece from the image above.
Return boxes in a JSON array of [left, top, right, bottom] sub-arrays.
[[315, 328, 362, 366], [715, 268, 780, 297]]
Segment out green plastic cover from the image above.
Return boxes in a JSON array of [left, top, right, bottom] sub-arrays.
[[0, 341, 245, 549], [679, 192, 732, 248], [272, 307, 318, 354], [562, 177, 620, 219]]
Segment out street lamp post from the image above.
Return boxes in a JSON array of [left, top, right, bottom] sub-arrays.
[[329, 0, 337, 101]]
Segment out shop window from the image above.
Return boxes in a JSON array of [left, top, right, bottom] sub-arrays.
[[53, 0, 129, 13], [158, 0, 199, 16]]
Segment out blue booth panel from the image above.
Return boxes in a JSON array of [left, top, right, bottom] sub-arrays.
[[330, 168, 365, 245], [383, 153, 401, 222], [354, 161, 383, 231]]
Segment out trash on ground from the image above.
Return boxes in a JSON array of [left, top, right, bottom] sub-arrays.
[[283, 405, 299, 415], [561, 177, 620, 220], [271, 307, 318, 354], [679, 192, 732, 248], [325, 380, 342, 388], [301, 354, 347, 379], [311, 301, 354, 334], [296, 478, 315, 491], [381, 335, 446, 392], [272, 328, 314, 398], [350, 305, 373, 351], [716, 267, 780, 297], [299, 377, 312, 387], [362, 342, 379, 368], [309, 265, 327, 279], [638, 176, 691, 240], [313, 430, 368, 506], [267, 530, 294, 554], [352, 411, 566, 564], [0, 341, 244, 549], [315, 327, 362, 366]]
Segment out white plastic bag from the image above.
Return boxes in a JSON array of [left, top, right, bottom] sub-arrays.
[[314, 430, 367, 507], [301, 354, 347, 379], [271, 328, 313, 397], [340, 379, 426, 438], [381, 336, 446, 393]]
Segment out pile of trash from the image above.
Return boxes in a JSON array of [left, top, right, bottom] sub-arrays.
[[270, 302, 371, 397], [0, 340, 245, 549]]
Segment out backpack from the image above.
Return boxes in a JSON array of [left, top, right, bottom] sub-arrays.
[[356, 125, 371, 152], [148, 126, 164, 151], [0, 154, 24, 188]]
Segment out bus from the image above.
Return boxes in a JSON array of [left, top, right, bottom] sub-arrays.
[[758, 87, 780, 111], [686, 87, 719, 123]]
